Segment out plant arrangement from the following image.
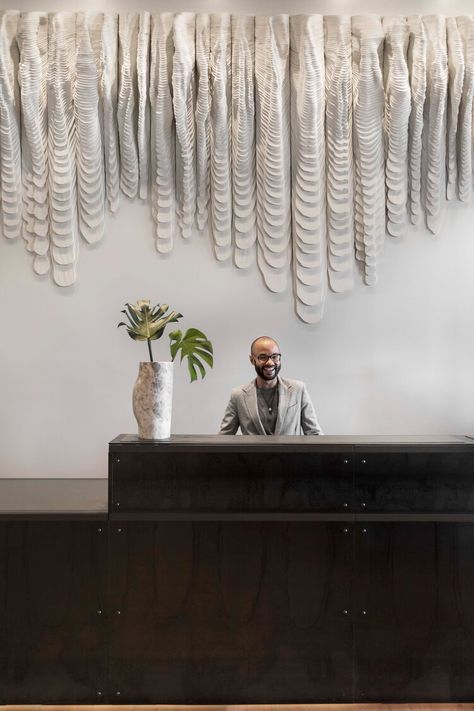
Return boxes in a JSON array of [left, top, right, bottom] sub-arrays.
[[118, 299, 213, 382]]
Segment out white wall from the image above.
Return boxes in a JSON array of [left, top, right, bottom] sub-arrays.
[[1, 0, 474, 478]]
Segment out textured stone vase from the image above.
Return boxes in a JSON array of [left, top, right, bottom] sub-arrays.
[[132, 361, 173, 440]]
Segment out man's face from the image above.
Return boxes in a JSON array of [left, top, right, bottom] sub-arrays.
[[250, 339, 282, 381]]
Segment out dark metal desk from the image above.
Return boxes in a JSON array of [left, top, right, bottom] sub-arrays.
[[1, 435, 474, 704]]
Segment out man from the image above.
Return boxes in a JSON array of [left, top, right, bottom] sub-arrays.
[[219, 336, 323, 435]]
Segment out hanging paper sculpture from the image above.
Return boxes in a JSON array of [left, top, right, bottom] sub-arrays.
[[0, 11, 471, 323]]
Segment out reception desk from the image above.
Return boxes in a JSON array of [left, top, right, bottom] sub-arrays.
[[1, 435, 474, 704]]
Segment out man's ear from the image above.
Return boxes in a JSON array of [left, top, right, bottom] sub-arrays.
[[249, 354, 254, 364]]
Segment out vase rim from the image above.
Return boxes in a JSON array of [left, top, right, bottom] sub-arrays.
[[138, 360, 172, 364]]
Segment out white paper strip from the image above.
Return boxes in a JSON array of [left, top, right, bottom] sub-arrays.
[[422, 15, 448, 235], [407, 16, 426, 226], [456, 16, 474, 203], [0, 11, 22, 241], [118, 13, 139, 199], [75, 12, 105, 244], [195, 13, 210, 232], [150, 12, 175, 254], [18, 12, 49, 274], [383, 16, 410, 239], [352, 15, 385, 286], [137, 12, 150, 200], [324, 15, 354, 294], [101, 13, 119, 214], [255, 15, 291, 294], [232, 14, 256, 270], [290, 14, 327, 324]]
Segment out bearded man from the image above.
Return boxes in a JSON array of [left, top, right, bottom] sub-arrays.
[[219, 336, 323, 435]]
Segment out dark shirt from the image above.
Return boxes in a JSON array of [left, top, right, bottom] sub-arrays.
[[256, 385, 279, 435]]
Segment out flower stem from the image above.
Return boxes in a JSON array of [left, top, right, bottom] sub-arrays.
[[147, 339, 154, 362]]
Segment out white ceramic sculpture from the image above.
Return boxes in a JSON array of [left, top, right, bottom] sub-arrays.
[[150, 12, 175, 253], [423, 15, 448, 236], [290, 14, 327, 324], [232, 14, 256, 270], [209, 13, 232, 262], [118, 13, 139, 199], [137, 12, 150, 200], [172, 12, 196, 239], [446, 17, 464, 201], [75, 12, 105, 245], [195, 13, 210, 232], [255, 15, 291, 294], [5, 11, 474, 323], [407, 15, 426, 226], [324, 15, 354, 295], [383, 16, 410, 239], [101, 12, 120, 214], [48, 12, 78, 287], [18, 12, 49, 275], [352, 15, 385, 286], [0, 11, 21, 242], [456, 16, 474, 203]]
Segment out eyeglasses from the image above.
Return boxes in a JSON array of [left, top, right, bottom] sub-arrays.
[[255, 353, 281, 363]]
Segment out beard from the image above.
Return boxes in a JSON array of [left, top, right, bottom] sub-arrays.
[[254, 361, 281, 381]]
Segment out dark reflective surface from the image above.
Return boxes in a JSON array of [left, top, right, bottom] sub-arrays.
[[355, 453, 474, 512], [110, 452, 352, 513], [107, 521, 353, 703], [0, 522, 107, 703], [354, 522, 474, 701]]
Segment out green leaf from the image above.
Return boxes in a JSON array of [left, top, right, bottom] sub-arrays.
[[168, 327, 214, 382], [118, 300, 182, 346]]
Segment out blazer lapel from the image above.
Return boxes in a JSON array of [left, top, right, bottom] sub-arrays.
[[243, 380, 266, 435], [274, 377, 292, 435]]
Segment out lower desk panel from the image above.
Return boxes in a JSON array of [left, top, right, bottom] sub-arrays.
[[354, 523, 474, 702], [2, 520, 474, 703], [0, 521, 107, 704], [108, 522, 353, 703]]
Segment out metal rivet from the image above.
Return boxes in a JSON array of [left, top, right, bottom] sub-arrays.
[[97, 610, 102, 615], [361, 502, 366, 508], [117, 528, 122, 533], [362, 610, 367, 615], [115, 458, 120, 463], [343, 609, 348, 615], [97, 691, 102, 697], [362, 528, 367, 533], [97, 528, 102, 533], [361, 459, 366, 464], [116, 610, 121, 615], [115, 502, 120, 508], [343, 503, 348, 508], [343, 459, 349, 465], [343, 527, 349, 534], [116, 691, 121, 696]]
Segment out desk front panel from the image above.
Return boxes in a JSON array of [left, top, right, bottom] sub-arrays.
[[110, 451, 353, 514], [107, 520, 353, 703]]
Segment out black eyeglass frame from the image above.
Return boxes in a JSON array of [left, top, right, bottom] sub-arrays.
[[254, 353, 282, 363]]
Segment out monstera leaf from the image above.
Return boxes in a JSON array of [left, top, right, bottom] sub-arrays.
[[118, 299, 213, 380], [169, 328, 214, 382], [118, 299, 182, 341]]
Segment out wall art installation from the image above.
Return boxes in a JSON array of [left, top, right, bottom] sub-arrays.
[[1, 11, 473, 322]]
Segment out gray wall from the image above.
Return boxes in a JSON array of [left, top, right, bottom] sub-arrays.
[[1, 0, 474, 477]]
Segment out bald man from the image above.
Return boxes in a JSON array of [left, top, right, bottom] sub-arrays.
[[219, 336, 323, 435]]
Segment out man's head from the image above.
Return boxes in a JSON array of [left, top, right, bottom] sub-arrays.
[[250, 336, 282, 383]]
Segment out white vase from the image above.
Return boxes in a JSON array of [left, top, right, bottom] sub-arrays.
[[132, 361, 173, 440]]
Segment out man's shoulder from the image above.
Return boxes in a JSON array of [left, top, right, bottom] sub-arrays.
[[230, 380, 255, 398], [280, 377, 306, 391]]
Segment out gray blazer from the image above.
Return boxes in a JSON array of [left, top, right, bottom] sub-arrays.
[[219, 377, 323, 435]]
